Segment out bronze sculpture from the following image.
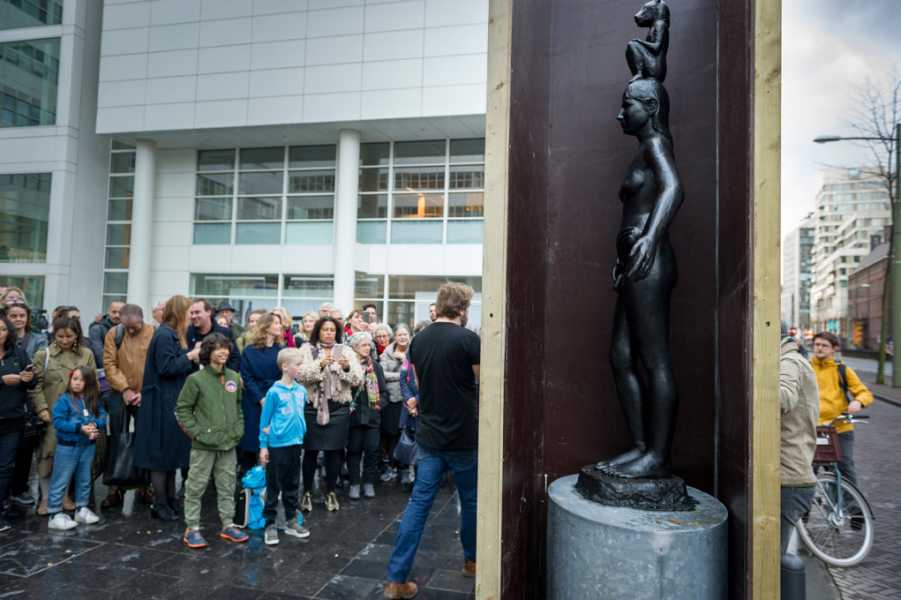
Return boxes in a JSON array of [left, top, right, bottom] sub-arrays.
[[595, 0, 684, 482]]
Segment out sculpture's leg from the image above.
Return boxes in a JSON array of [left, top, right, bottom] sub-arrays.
[[596, 297, 646, 471], [607, 271, 676, 479], [625, 41, 646, 80]]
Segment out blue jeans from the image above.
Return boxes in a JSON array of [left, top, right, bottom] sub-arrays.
[[48, 443, 95, 513], [386, 445, 477, 582]]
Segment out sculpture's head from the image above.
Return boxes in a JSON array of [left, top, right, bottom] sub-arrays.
[[634, 0, 669, 27], [617, 78, 671, 141]]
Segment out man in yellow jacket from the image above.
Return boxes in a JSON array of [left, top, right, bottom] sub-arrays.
[[810, 331, 874, 485]]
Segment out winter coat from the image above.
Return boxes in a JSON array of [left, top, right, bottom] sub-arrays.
[[350, 358, 387, 428], [52, 392, 108, 447], [780, 338, 819, 487], [187, 322, 241, 372], [239, 344, 282, 452], [134, 325, 194, 471], [298, 343, 362, 405], [0, 346, 35, 424], [16, 332, 47, 361], [88, 315, 116, 367], [175, 365, 244, 452], [103, 323, 154, 394], [398, 358, 419, 430], [259, 381, 307, 449], [810, 356, 874, 434], [379, 343, 407, 404], [30, 343, 96, 472]]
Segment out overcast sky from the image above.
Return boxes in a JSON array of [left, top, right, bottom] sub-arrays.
[[782, 0, 901, 236]]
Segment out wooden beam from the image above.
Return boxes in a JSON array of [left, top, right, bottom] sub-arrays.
[[751, 0, 782, 597], [476, 1, 512, 598]]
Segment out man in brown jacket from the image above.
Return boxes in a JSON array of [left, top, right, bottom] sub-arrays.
[[779, 332, 820, 553], [101, 303, 154, 509]]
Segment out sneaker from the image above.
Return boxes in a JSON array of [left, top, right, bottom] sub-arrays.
[[219, 525, 249, 544], [348, 484, 361, 500], [183, 528, 208, 549], [48, 513, 78, 531], [284, 519, 311, 539], [11, 493, 35, 507], [462, 559, 476, 577], [264, 524, 280, 546], [383, 581, 418, 599], [363, 483, 375, 499], [150, 504, 178, 522], [300, 492, 313, 513], [325, 491, 340, 512], [74, 507, 100, 525], [400, 467, 415, 492], [380, 467, 398, 483], [0, 516, 11, 533]]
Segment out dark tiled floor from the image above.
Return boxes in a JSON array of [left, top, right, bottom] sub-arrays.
[[1, 478, 475, 599]]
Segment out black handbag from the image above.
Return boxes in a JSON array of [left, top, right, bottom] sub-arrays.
[[103, 404, 147, 488], [393, 427, 418, 466]]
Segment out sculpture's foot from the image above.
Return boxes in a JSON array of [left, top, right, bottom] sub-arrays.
[[605, 452, 670, 479], [594, 447, 644, 471], [628, 72, 643, 82]]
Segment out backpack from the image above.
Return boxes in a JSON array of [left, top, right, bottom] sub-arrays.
[[837, 361, 852, 403]]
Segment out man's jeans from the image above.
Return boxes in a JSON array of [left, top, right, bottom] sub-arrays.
[[48, 443, 95, 513], [838, 430, 857, 486], [386, 445, 477, 582]]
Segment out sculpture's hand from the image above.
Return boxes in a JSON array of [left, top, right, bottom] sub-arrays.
[[626, 236, 656, 281]]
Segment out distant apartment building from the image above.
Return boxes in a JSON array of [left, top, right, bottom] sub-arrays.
[[781, 212, 814, 330], [848, 242, 889, 351], [809, 168, 891, 340]]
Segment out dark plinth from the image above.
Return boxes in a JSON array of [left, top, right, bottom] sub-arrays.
[[575, 465, 697, 512]]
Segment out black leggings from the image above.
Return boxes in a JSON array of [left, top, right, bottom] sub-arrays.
[[150, 470, 176, 506], [348, 427, 380, 485], [302, 450, 342, 493]]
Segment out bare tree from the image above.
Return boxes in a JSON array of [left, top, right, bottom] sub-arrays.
[[845, 67, 900, 384]]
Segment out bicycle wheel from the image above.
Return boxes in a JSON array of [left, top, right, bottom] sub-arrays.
[[797, 472, 874, 567]]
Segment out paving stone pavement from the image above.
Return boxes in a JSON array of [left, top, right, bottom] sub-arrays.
[[0, 476, 474, 599], [825, 374, 901, 600]]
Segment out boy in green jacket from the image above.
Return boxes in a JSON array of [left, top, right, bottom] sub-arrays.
[[175, 332, 248, 549]]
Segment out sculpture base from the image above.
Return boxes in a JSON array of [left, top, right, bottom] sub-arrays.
[[575, 464, 697, 511], [548, 475, 728, 600]]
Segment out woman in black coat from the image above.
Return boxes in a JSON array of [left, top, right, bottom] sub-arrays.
[[134, 295, 199, 521]]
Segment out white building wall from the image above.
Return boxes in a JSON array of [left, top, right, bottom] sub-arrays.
[[96, 0, 489, 134], [0, 0, 109, 317]]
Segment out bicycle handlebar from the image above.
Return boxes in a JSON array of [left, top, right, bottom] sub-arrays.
[[829, 412, 870, 425]]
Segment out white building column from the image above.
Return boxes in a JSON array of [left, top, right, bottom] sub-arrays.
[[127, 140, 155, 313], [333, 129, 360, 313]]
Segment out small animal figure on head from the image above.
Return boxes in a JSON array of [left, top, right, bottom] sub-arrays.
[[626, 0, 670, 82]]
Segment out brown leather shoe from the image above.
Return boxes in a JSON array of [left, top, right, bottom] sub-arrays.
[[462, 559, 476, 577], [383, 581, 418, 599]]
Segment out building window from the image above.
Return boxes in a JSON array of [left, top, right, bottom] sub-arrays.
[[0, 37, 60, 127], [357, 138, 485, 245], [194, 146, 336, 246], [0, 0, 63, 30], [190, 273, 334, 325], [354, 272, 482, 329], [0, 274, 44, 309], [0, 172, 51, 262], [102, 141, 135, 306]]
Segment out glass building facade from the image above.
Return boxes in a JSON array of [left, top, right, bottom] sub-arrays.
[[0, 37, 60, 127]]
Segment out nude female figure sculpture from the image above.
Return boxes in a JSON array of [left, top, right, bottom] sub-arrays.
[[595, 63, 683, 478]]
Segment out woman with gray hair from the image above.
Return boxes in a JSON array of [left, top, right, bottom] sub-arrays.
[[379, 323, 411, 485], [347, 332, 387, 499]]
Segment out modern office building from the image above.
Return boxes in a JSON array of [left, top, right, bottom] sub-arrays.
[[0, 0, 109, 316], [809, 168, 891, 339], [1, 0, 488, 329], [780, 212, 814, 330]]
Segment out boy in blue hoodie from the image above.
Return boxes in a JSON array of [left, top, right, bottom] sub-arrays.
[[259, 347, 309, 545]]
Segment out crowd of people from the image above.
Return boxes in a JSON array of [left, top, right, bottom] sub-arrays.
[[0, 282, 481, 598]]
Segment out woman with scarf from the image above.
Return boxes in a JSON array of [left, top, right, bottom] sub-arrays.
[[298, 317, 361, 512], [379, 323, 410, 484], [346, 332, 387, 500]]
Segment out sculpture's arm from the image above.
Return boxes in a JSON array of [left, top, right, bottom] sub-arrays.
[[642, 137, 683, 244], [636, 22, 668, 53], [626, 137, 682, 280]]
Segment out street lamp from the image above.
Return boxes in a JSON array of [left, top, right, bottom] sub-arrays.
[[815, 123, 901, 386]]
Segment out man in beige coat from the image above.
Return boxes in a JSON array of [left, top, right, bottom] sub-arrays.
[[779, 333, 820, 553]]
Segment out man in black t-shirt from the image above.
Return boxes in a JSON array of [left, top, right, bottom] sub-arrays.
[[384, 283, 480, 600]]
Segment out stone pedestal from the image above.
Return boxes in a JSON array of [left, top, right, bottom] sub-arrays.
[[547, 475, 728, 600]]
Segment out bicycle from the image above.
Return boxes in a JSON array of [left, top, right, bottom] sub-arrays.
[[795, 413, 874, 567]]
